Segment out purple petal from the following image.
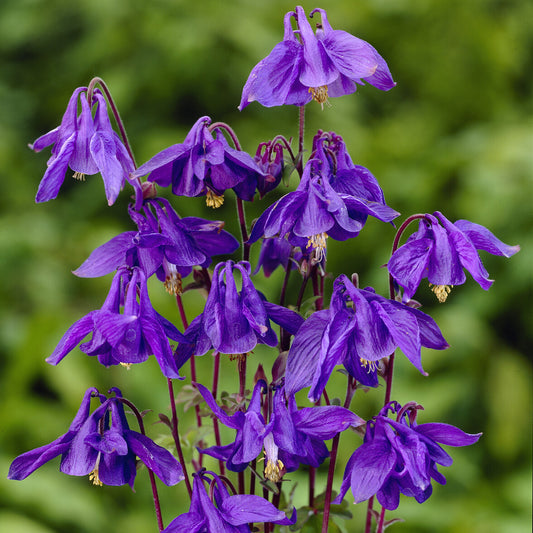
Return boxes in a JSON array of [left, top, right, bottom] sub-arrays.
[[415, 423, 482, 447], [453, 219, 520, 258]]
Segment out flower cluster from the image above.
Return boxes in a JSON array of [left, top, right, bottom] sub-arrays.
[[11, 5, 518, 533]]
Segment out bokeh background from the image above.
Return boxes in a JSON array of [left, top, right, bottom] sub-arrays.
[[1, 0, 531, 532]]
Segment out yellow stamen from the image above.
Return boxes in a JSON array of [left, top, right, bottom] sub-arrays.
[[429, 284, 453, 303], [206, 190, 224, 208], [308, 86, 331, 110], [229, 352, 249, 362], [89, 468, 103, 486], [164, 272, 182, 296], [307, 233, 328, 263], [120, 362, 132, 370], [73, 171, 86, 181], [264, 459, 285, 483], [360, 358, 378, 373]]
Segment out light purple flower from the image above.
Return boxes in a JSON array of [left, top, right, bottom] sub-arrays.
[[31, 87, 138, 206], [286, 274, 449, 402], [239, 6, 395, 110], [387, 211, 520, 302]]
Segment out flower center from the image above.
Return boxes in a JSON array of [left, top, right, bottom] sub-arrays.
[[307, 233, 328, 262], [360, 358, 378, 373], [264, 458, 285, 483], [308, 86, 331, 109], [89, 455, 103, 486], [206, 190, 224, 208], [429, 283, 452, 303], [120, 362, 132, 370], [73, 171, 86, 181], [164, 271, 182, 296]]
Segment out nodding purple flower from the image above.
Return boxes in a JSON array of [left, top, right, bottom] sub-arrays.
[[334, 401, 481, 510], [130, 116, 264, 207], [248, 137, 399, 264], [46, 267, 184, 379], [387, 211, 520, 303], [31, 87, 138, 206], [73, 197, 239, 294], [253, 141, 284, 198], [239, 6, 395, 110], [162, 470, 296, 532], [8, 388, 184, 489], [195, 381, 363, 482], [175, 260, 304, 366], [286, 274, 448, 402]]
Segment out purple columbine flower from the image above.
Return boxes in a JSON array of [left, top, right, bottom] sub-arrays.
[[175, 260, 304, 366], [334, 401, 481, 510], [253, 141, 284, 198], [248, 141, 399, 265], [130, 116, 264, 207], [31, 87, 138, 206], [46, 267, 183, 378], [162, 470, 296, 532], [286, 274, 449, 402], [195, 381, 363, 482], [387, 211, 520, 303], [239, 6, 395, 110], [8, 387, 184, 488], [74, 197, 239, 294]]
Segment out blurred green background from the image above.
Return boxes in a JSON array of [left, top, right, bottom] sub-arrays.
[[1, 0, 531, 531]]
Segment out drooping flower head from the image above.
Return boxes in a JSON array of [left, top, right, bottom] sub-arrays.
[[46, 267, 184, 378], [8, 387, 184, 489], [130, 116, 264, 207], [31, 86, 138, 206], [286, 274, 449, 402], [162, 470, 296, 532], [248, 140, 399, 264], [253, 140, 284, 198], [175, 260, 304, 366], [387, 211, 520, 303], [195, 381, 363, 482], [334, 401, 481, 510], [74, 197, 239, 294], [239, 6, 395, 110]]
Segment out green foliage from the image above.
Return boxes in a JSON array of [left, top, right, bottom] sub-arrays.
[[1, 0, 531, 532]]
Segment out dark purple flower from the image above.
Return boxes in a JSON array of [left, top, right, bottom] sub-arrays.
[[253, 141, 284, 198], [175, 260, 304, 365], [196, 381, 363, 481], [239, 6, 395, 110], [8, 388, 184, 488], [74, 197, 239, 294], [46, 267, 184, 378], [387, 211, 520, 303], [334, 401, 481, 510], [286, 274, 449, 402], [253, 236, 295, 277], [163, 470, 295, 532], [130, 116, 264, 206], [31, 87, 138, 206], [249, 142, 399, 264]]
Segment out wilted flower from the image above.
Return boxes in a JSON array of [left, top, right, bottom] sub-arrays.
[[31, 87, 137, 206], [175, 260, 303, 365], [286, 274, 448, 402], [334, 401, 481, 510], [131, 116, 264, 207], [74, 197, 239, 294], [162, 470, 296, 532], [8, 387, 184, 488], [387, 211, 520, 302], [239, 6, 395, 110], [195, 381, 363, 481], [46, 267, 184, 378]]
